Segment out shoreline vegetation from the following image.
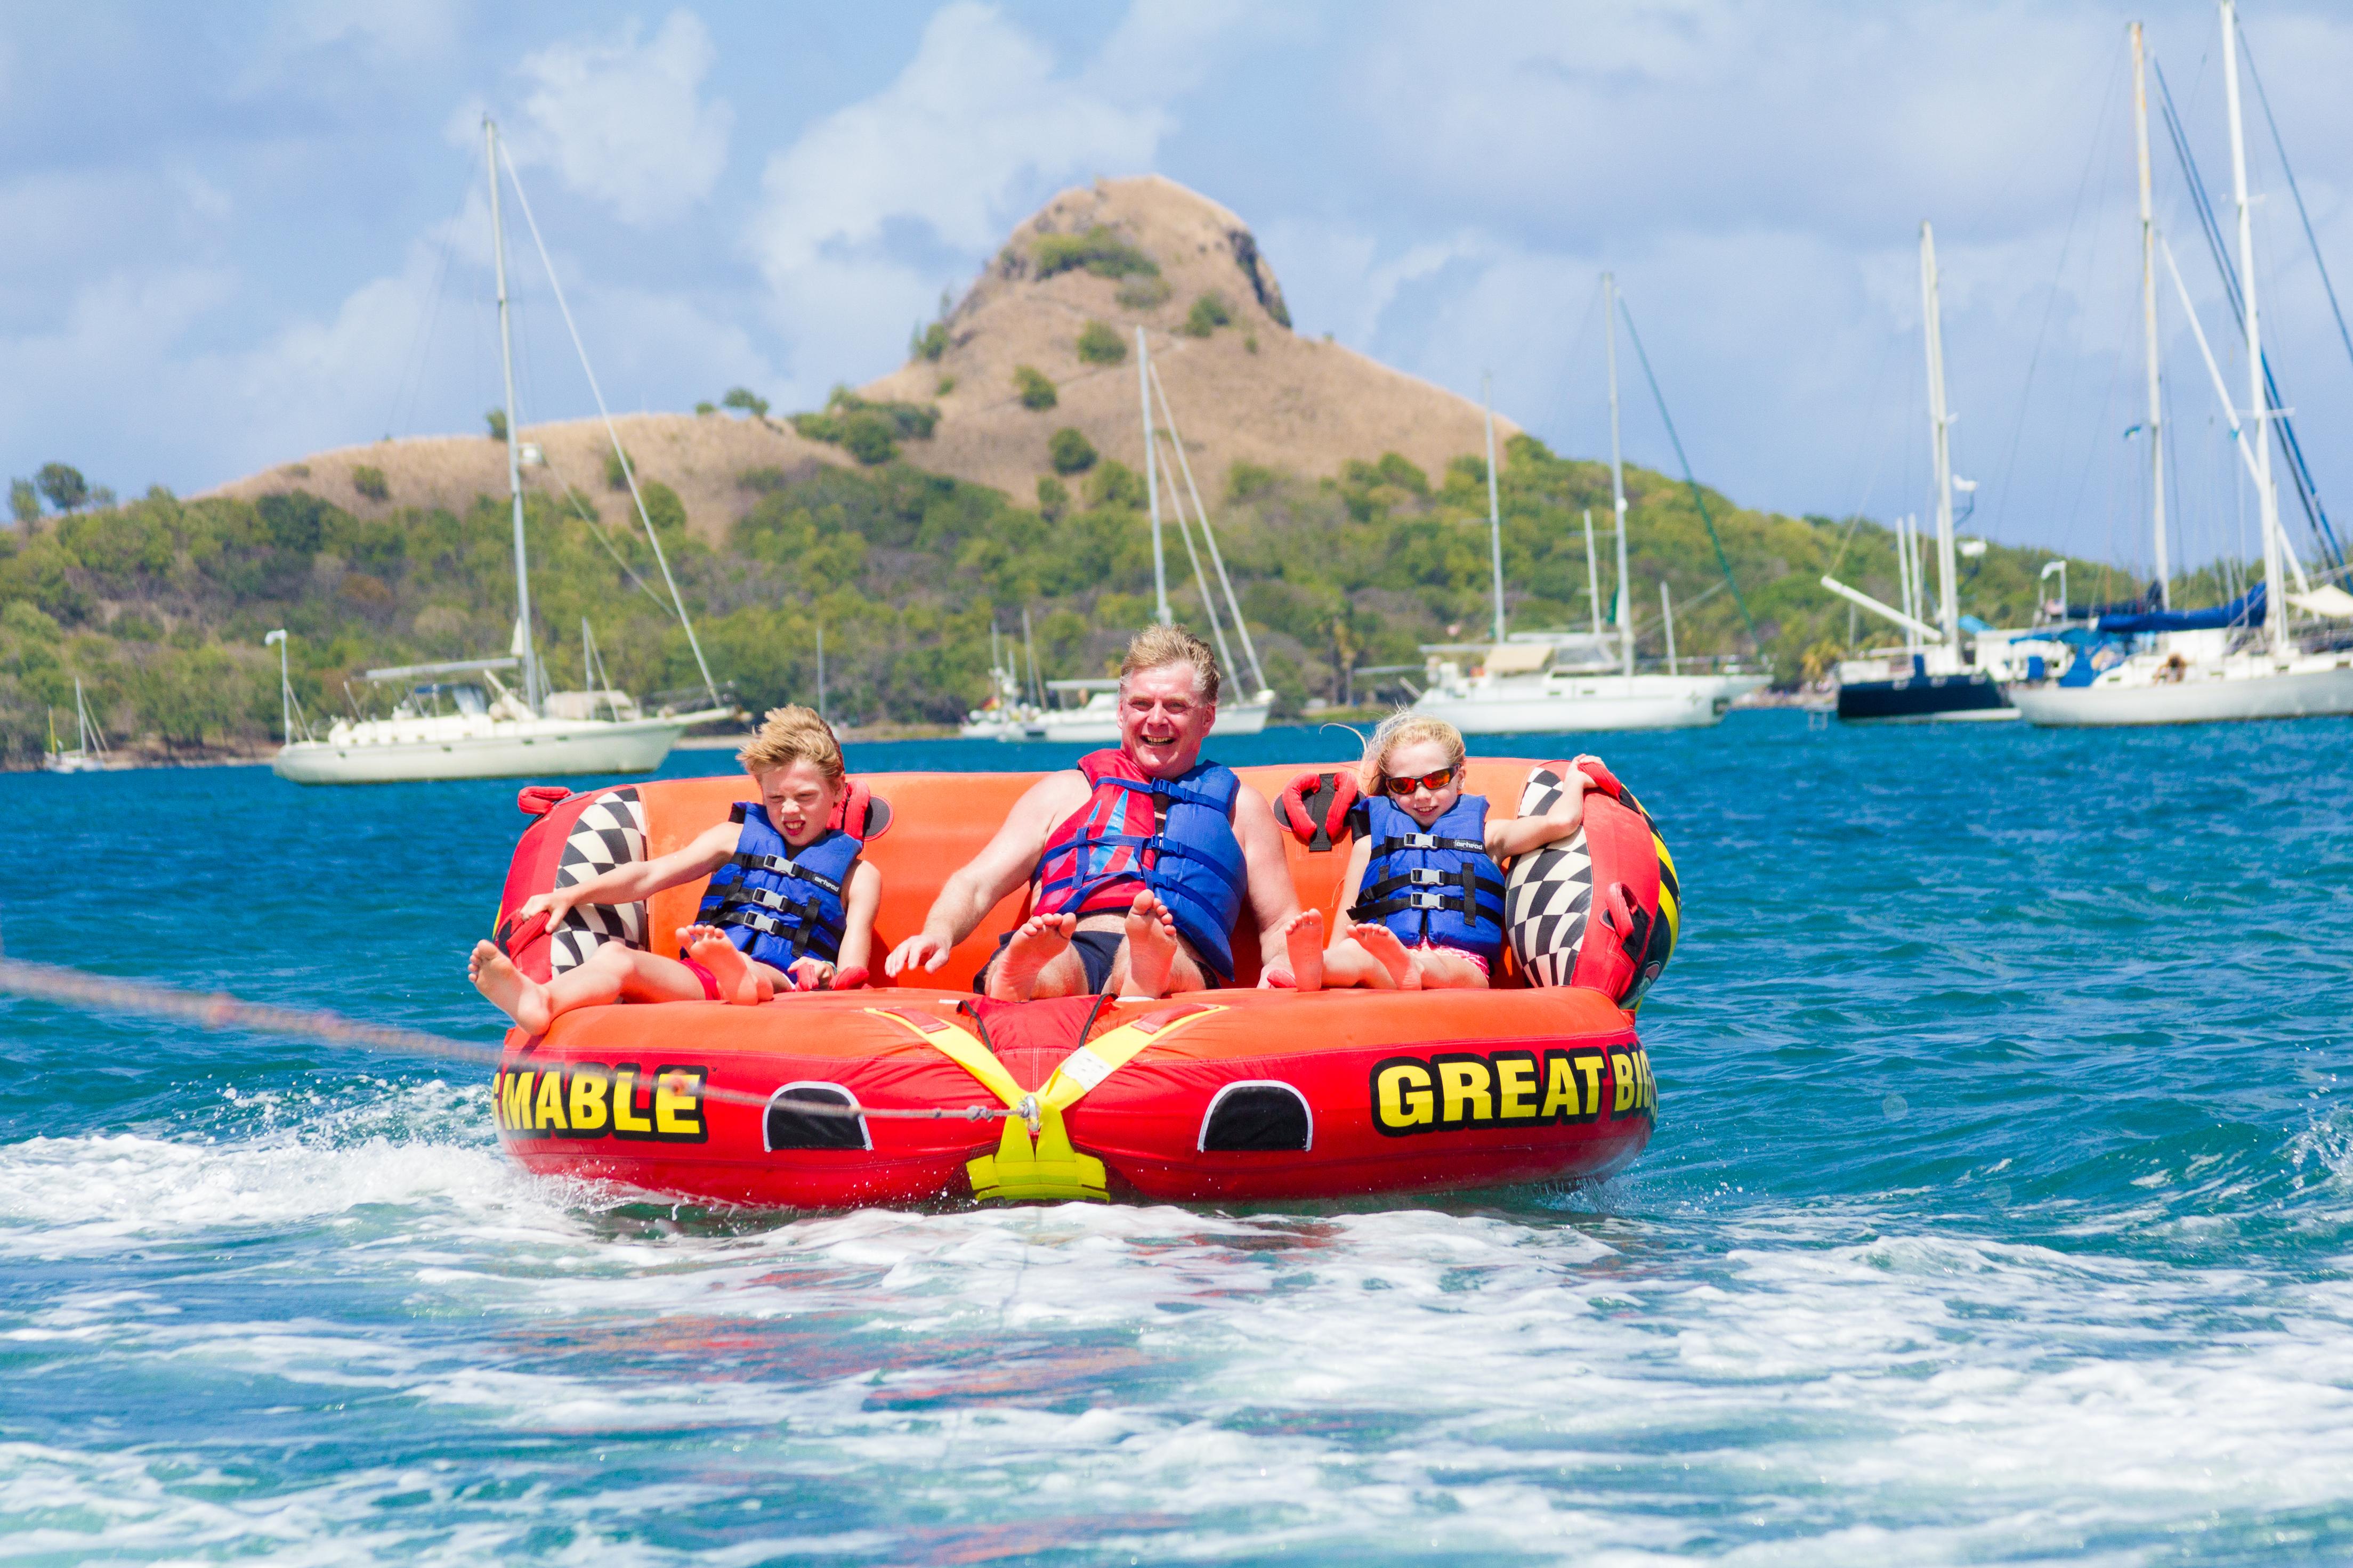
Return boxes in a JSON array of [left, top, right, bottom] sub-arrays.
[[1, 443, 2204, 772]]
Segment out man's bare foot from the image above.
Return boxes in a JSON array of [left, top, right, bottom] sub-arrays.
[[1350, 924, 1420, 990], [1277, 909, 1325, 991], [1121, 892, 1180, 999], [990, 912, 1076, 1001], [470, 939, 553, 1033], [682, 924, 762, 1006]]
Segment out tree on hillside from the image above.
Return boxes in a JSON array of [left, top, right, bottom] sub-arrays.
[[486, 409, 508, 442], [1013, 365, 1057, 411], [9, 479, 38, 524], [723, 387, 771, 419], [36, 464, 87, 514]]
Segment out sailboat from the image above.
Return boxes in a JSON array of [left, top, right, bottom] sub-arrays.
[[2008, 4, 2353, 727], [958, 613, 1046, 738], [1412, 275, 1749, 734], [1011, 330, 1274, 742], [272, 119, 736, 785], [43, 679, 110, 773], [1820, 224, 2020, 722]]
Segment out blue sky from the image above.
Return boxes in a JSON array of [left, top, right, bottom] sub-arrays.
[[6, 1, 2353, 573]]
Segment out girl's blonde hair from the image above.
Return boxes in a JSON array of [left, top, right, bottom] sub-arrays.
[[739, 704, 846, 784], [1358, 710, 1466, 798]]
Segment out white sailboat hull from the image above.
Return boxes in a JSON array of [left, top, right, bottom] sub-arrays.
[[2009, 660, 2353, 726], [1414, 675, 1733, 734], [272, 714, 696, 784], [1020, 697, 1273, 743]]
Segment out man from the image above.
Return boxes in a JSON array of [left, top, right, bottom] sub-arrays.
[[885, 625, 1300, 998]]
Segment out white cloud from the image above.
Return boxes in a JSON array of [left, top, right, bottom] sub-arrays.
[[514, 11, 734, 227], [744, 1, 1254, 394]]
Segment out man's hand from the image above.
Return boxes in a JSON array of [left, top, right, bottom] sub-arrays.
[[885, 932, 951, 977]]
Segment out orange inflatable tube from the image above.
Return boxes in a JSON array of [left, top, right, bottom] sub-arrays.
[[489, 761, 1656, 1206]]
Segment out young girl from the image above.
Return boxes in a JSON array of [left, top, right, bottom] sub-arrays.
[[1277, 714, 1590, 991], [467, 705, 882, 1033]]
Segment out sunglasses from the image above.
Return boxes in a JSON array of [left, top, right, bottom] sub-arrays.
[[1383, 767, 1458, 796]]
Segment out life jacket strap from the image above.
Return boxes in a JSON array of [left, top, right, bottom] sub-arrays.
[[721, 851, 844, 895]]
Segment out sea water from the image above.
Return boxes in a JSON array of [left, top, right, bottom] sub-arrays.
[[2, 714, 2348, 1565]]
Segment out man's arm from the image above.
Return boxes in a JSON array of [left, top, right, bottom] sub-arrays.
[[518, 820, 738, 927], [1231, 785, 1303, 977], [885, 772, 1089, 975]]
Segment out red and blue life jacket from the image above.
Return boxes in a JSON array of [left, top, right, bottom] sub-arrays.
[[1348, 793, 1506, 965], [1032, 749, 1248, 984], [696, 803, 861, 970]]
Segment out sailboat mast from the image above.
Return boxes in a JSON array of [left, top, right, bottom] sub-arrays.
[[2132, 21, 2171, 609], [1604, 272, 1632, 677], [1138, 329, 1170, 625], [485, 118, 537, 709], [2222, 0, 2288, 659], [1483, 372, 1506, 645], [1920, 222, 1960, 648], [1582, 509, 1603, 637]]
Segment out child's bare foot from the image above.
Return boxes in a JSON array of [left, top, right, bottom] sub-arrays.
[[682, 924, 761, 1005], [1277, 908, 1325, 991], [990, 912, 1075, 1001], [1121, 892, 1180, 998], [470, 939, 553, 1033], [1350, 924, 1420, 990]]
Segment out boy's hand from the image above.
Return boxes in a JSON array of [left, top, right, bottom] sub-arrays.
[[886, 932, 951, 976], [787, 957, 836, 990], [518, 890, 575, 924]]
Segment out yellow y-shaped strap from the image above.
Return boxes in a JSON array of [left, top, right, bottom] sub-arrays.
[[864, 1002, 1225, 1201]]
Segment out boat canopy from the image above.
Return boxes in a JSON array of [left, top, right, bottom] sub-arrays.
[[363, 657, 522, 682], [2095, 582, 2263, 635]]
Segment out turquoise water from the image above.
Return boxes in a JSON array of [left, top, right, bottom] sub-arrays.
[[4, 714, 2349, 1564]]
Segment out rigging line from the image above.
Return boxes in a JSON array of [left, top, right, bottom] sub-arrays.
[[1614, 294, 1759, 650], [1822, 327, 1906, 579], [495, 142, 723, 711], [1148, 360, 1266, 693], [1991, 45, 2126, 545], [1152, 429, 1238, 678], [2155, 55, 2344, 570], [386, 163, 473, 441], [0, 956, 1018, 1125], [2236, 22, 2353, 394]]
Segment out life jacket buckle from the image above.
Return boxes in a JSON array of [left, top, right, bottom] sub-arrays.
[[1408, 891, 1450, 911], [1408, 868, 1446, 886]]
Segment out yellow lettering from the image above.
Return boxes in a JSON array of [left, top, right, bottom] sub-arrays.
[[1638, 1050, 1657, 1110], [1495, 1055, 1538, 1119], [568, 1067, 609, 1133], [1376, 1062, 1435, 1130], [1575, 1054, 1604, 1118], [1438, 1059, 1493, 1125], [653, 1069, 705, 1137], [1540, 1053, 1579, 1120], [611, 1069, 653, 1135], [498, 1069, 534, 1132], [1612, 1053, 1635, 1115], [535, 1070, 569, 1132]]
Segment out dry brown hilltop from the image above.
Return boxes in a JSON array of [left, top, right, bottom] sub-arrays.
[[204, 176, 1509, 537]]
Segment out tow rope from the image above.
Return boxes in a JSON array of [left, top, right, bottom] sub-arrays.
[[866, 1002, 1225, 1201]]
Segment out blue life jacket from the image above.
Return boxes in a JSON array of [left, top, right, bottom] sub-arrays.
[[1032, 749, 1249, 984], [695, 803, 861, 970], [1349, 793, 1506, 964]]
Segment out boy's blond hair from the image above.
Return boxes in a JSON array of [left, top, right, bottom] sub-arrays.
[[739, 704, 846, 783], [1120, 623, 1221, 705], [1358, 710, 1466, 797]]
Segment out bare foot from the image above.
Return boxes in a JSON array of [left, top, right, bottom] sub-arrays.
[[470, 939, 553, 1033], [1121, 892, 1180, 999], [1349, 924, 1420, 990], [682, 924, 762, 1006], [1277, 908, 1325, 992], [990, 912, 1076, 1001]]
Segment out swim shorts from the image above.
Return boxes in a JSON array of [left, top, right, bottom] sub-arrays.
[[974, 927, 1123, 995]]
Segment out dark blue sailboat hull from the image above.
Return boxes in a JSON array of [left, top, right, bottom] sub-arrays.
[[1836, 670, 2012, 722]]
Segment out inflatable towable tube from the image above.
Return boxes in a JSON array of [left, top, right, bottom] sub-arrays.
[[489, 760, 1663, 1207]]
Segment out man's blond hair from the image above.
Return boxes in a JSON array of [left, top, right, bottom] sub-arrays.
[[1119, 623, 1221, 705], [739, 704, 846, 783]]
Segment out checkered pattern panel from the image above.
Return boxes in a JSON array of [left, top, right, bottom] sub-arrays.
[[546, 787, 649, 975], [1504, 765, 1593, 989]]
